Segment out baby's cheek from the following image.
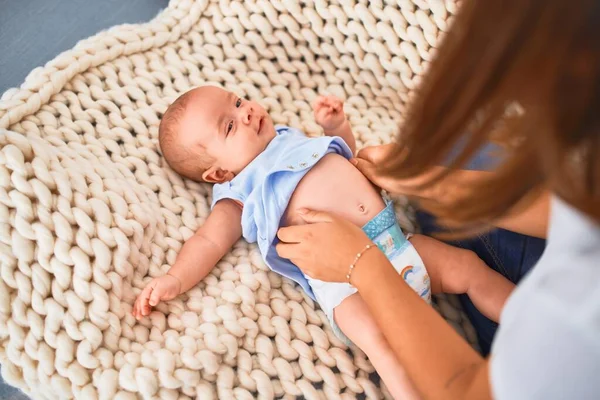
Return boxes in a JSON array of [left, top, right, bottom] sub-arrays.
[[235, 146, 259, 169]]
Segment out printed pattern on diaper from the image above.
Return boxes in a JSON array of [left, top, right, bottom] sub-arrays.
[[400, 264, 429, 301], [372, 223, 410, 259], [362, 201, 398, 240], [362, 202, 431, 303], [390, 254, 432, 304]]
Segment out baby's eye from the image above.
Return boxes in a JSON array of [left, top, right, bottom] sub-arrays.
[[226, 121, 234, 134], [235, 98, 242, 108]]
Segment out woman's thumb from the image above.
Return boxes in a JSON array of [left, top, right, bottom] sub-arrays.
[[297, 209, 334, 223], [357, 143, 396, 163], [350, 157, 375, 176]]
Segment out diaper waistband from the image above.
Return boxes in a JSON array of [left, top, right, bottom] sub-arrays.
[[362, 201, 410, 259], [362, 200, 398, 240]]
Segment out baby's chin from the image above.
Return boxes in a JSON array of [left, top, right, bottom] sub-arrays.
[[261, 115, 276, 136]]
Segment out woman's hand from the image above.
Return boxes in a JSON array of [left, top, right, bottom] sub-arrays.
[[351, 144, 404, 193], [276, 210, 374, 282], [354, 144, 484, 211]]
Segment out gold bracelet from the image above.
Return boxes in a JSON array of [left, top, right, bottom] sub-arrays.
[[347, 243, 375, 284]]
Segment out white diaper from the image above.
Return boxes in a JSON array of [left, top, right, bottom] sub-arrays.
[[306, 203, 430, 345]]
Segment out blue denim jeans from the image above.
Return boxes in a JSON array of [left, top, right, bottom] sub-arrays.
[[417, 142, 547, 355], [416, 211, 546, 355]]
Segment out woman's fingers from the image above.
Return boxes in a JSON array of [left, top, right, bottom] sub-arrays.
[[351, 144, 391, 178], [275, 242, 299, 260], [350, 156, 376, 176], [297, 209, 335, 224], [277, 223, 314, 243], [277, 210, 334, 243], [356, 143, 397, 164], [277, 226, 300, 244], [351, 144, 404, 193]]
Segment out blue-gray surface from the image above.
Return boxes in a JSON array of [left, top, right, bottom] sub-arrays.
[[0, 0, 168, 95], [0, 1, 167, 397]]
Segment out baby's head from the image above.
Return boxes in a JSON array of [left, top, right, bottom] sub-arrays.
[[159, 85, 275, 183]]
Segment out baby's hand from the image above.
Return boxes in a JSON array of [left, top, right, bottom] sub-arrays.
[[132, 274, 181, 320], [313, 95, 346, 132]]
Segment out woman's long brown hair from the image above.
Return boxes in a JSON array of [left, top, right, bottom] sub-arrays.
[[380, 0, 600, 232]]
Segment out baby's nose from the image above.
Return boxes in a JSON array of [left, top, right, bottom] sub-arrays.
[[242, 105, 253, 124]]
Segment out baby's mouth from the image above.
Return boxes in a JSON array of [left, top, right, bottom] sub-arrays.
[[257, 116, 263, 136]]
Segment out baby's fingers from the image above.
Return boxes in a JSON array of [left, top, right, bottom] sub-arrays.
[[133, 296, 144, 320], [149, 286, 162, 307], [312, 96, 327, 110], [321, 95, 343, 108], [132, 298, 139, 319], [136, 284, 154, 318], [315, 107, 333, 121]]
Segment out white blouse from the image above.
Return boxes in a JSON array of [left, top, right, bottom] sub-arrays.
[[491, 196, 600, 399]]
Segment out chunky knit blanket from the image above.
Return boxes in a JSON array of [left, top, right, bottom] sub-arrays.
[[0, 1, 477, 398]]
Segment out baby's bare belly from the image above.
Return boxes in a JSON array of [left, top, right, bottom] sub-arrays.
[[283, 154, 386, 228]]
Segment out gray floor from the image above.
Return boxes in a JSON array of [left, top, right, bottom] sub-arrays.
[[0, 0, 168, 95], [0, 0, 167, 396]]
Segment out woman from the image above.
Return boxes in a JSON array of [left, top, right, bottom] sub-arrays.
[[276, 1, 600, 398], [358, 142, 550, 356]]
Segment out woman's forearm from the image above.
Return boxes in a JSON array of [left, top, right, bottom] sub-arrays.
[[352, 249, 492, 400]]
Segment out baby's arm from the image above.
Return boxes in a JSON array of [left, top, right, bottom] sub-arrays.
[[313, 95, 357, 154], [133, 199, 242, 319]]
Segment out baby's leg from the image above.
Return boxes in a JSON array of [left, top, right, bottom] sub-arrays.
[[335, 293, 421, 400]]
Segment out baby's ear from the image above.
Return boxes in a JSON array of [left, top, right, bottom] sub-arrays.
[[202, 166, 235, 183]]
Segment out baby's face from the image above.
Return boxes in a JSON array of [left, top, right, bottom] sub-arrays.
[[179, 86, 276, 182]]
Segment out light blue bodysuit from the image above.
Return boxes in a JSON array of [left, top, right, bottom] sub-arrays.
[[212, 125, 430, 343], [212, 125, 351, 299]]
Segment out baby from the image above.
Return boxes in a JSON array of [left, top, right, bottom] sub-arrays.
[[133, 85, 431, 399]]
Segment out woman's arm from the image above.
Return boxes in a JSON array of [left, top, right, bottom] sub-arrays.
[[277, 211, 490, 399], [276, 211, 495, 399], [354, 249, 491, 399]]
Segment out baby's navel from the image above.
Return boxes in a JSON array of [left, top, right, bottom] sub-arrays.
[[358, 203, 367, 214]]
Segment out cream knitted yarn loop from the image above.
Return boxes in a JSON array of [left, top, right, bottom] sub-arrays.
[[0, 1, 476, 399]]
